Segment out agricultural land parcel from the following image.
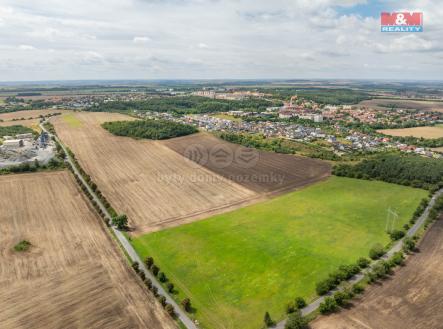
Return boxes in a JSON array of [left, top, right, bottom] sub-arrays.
[[359, 98, 443, 112], [312, 217, 443, 329], [378, 125, 443, 139], [52, 111, 330, 234], [0, 171, 176, 329], [51, 112, 256, 234], [0, 109, 71, 130], [131, 176, 427, 329]]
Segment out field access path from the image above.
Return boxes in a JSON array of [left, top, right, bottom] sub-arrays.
[[41, 122, 198, 329], [275, 187, 443, 329]]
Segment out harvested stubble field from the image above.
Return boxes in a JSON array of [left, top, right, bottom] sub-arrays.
[[312, 217, 443, 329], [359, 98, 443, 112], [378, 125, 443, 139], [0, 109, 70, 129], [163, 133, 331, 194], [52, 112, 257, 234], [0, 171, 175, 329]]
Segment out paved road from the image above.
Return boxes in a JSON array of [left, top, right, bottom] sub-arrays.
[[276, 188, 443, 329], [41, 122, 198, 329]]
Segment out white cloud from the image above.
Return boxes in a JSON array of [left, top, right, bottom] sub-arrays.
[[133, 36, 151, 44], [0, 0, 441, 80], [374, 35, 434, 53], [18, 44, 35, 50]]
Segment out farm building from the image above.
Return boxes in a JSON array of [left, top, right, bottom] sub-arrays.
[[3, 139, 24, 148], [15, 133, 33, 140]]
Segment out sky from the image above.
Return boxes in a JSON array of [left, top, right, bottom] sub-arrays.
[[0, 0, 442, 81]]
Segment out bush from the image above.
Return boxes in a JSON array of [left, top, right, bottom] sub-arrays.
[[369, 243, 385, 260], [152, 286, 158, 297], [166, 282, 174, 293], [316, 279, 333, 296], [139, 271, 146, 281], [165, 303, 175, 317], [145, 256, 154, 269], [264, 311, 274, 327], [389, 251, 405, 266], [151, 265, 159, 276], [294, 297, 306, 309], [112, 214, 128, 230], [145, 278, 153, 290], [158, 295, 167, 306], [131, 262, 140, 273], [389, 230, 405, 241], [333, 291, 351, 307], [338, 264, 360, 279], [357, 257, 370, 269], [181, 298, 192, 312], [319, 297, 338, 314], [158, 272, 167, 282], [286, 302, 296, 314], [403, 237, 416, 253], [13, 240, 31, 252], [371, 262, 389, 279], [285, 310, 309, 329], [352, 284, 364, 295]]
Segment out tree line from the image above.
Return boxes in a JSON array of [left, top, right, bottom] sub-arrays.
[[90, 96, 275, 115], [333, 154, 443, 190], [218, 132, 340, 161], [0, 125, 35, 137]]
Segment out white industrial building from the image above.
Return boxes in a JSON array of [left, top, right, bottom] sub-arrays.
[[3, 139, 24, 148], [15, 133, 33, 140]]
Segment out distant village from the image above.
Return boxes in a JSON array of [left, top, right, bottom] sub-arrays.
[[2, 88, 443, 159]]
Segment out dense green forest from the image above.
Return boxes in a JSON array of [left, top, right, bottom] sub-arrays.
[[261, 88, 371, 105], [0, 125, 35, 137], [90, 96, 276, 114], [333, 155, 443, 190], [218, 132, 340, 160], [102, 119, 198, 140]]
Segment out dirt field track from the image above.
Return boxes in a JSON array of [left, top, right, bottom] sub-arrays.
[[163, 133, 331, 194], [52, 112, 257, 234], [312, 218, 443, 329], [0, 171, 176, 329], [0, 109, 69, 129], [378, 125, 443, 139]]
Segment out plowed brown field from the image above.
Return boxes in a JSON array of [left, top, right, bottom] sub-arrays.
[[163, 133, 331, 194], [52, 112, 257, 234], [311, 218, 443, 329], [0, 171, 176, 329]]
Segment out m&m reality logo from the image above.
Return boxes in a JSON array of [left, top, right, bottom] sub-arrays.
[[381, 12, 423, 32]]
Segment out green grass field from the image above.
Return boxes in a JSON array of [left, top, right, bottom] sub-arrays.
[[62, 113, 82, 127], [131, 177, 427, 329]]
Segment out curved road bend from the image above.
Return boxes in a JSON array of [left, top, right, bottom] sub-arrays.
[[275, 188, 443, 329], [41, 122, 198, 329]]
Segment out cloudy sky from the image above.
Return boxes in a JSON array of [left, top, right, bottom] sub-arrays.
[[0, 0, 441, 81]]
